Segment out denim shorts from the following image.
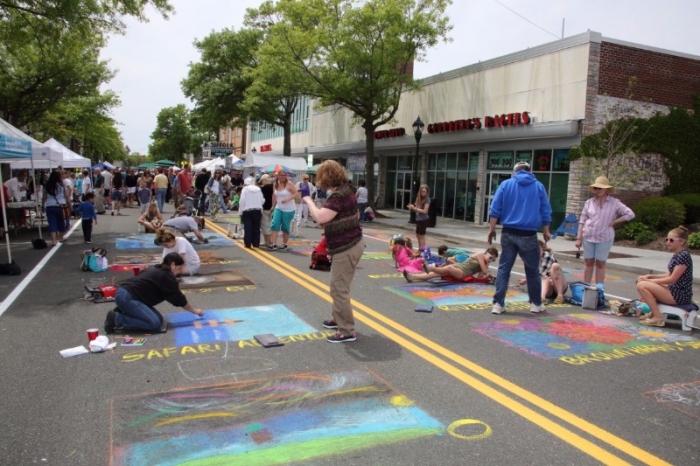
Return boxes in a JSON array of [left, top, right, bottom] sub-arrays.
[[583, 239, 613, 261]]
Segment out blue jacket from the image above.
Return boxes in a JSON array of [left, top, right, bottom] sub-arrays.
[[77, 201, 97, 221], [489, 171, 552, 231]]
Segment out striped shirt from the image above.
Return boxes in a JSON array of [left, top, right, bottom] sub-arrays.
[[579, 195, 635, 243]]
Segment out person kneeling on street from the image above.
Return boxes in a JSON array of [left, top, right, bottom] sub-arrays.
[[404, 247, 498, 283], [105, 253, 203, 334], [161, 215, 208, 244], [156, 227, 201, 276]]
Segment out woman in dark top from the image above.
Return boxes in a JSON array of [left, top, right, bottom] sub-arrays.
[[636, 226, 694, 327], [302, 160, 363, 343], [105, 253, 203, 333]]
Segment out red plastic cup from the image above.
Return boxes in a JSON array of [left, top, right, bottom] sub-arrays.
[[87, 328, 99, 342], [133, 267, 140, 276]]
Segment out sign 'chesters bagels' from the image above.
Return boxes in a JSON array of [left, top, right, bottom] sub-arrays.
[[373, 112, 531, 139]]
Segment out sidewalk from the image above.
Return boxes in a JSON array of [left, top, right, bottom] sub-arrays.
[[372, 210, 700, 283]]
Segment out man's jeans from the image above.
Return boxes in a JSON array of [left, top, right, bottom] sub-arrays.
[[493, 231, 542, 306], [114, 287, 163, 332], [156, 188, 167, 213]]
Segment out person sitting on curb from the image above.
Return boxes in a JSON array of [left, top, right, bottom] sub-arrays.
[[104, 253, 203, 334], [403, 247, 498, 283], [161, 215, 207, 244], [517, 240, 568, 304]]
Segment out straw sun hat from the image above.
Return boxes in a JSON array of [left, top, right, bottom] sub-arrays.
[[589, 176, 615, 194]]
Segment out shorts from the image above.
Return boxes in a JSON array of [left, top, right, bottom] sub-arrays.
[[545, 282, 569, 298], [127, 187, 136, 194], [270, 209, 295, 234], [454, 258, 481, 279], [583, 239, 613, 261], [416, 220, 428, 235], [111, 189, 123, 201], [261, 209, 272, 235]]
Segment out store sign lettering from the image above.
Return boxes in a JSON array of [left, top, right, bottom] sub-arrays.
[[427, 112, 531, 134], [374, 128, 406, 139], [260, 144, 272, 152]]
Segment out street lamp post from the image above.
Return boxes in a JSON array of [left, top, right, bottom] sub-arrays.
[[409, 116, 424, 224]]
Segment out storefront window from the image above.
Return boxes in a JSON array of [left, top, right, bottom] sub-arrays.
[[516, 150, 532, 166], [534, 149, 551, 172], [552, 149, 570, 171], [487, 151, 514, 170]]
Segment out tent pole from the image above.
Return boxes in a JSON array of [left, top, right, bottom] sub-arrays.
[[0, 167, 11, 263], [31, 157, 42, 239]]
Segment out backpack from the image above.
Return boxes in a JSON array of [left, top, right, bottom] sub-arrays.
[[81, 248, 108, 272], [568, 281, 606, 309], [310, 251, 332, 271]]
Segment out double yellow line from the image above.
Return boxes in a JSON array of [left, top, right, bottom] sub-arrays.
[[207, 222, 669, 465]]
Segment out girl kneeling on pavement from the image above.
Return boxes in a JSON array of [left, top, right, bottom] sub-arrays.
[[104, 253, 203, 334]]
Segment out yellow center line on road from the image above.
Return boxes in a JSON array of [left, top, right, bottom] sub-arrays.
[[207, 222, 669, 465]]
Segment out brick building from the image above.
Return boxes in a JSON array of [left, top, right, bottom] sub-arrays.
[[242, 31, 700, 227]]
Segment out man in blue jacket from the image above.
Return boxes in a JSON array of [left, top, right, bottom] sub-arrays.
[[488, 161, 552, 315]]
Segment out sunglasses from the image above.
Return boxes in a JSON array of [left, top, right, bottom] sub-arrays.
[[665, 237, 682, 243], [486, 252, 495, 262], [593, 187, 603, 190]]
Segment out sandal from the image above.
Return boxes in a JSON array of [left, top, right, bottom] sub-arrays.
[[403, 269, 413, 283], [422, 262, 429, 274], [553, 295, 565, 305], [640, 319, 665, 327]]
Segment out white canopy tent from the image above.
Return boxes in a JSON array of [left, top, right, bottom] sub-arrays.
[[9, 138, 89, 169], [0, 125, 34, 262], [0, 119, 62, 166]]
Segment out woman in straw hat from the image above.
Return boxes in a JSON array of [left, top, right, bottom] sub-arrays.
[[575, 176, 635, 286]]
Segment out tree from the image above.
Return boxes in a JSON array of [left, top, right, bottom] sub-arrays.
[[181, 28, 263, 135], [246, 0, 452, 205], [149, 105, 192, 163]]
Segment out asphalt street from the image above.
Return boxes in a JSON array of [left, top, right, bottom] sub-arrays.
[[0, 207, 698, 465]]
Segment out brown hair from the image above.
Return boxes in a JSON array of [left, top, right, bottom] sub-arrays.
[[315, 160, 348, 190], [486, 247, 499, 259], [147, 202, 160, 219], [155, 228, 176, 244], [415, 184, 430, 206], [669, 225, 689, 241]]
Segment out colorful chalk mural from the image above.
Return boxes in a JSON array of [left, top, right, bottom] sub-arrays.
[[387, 283, 528, 307], [473, 313, 698, 365], [644, 381, 700, 419], [167, 304, 317, 346], [111, 370, 444, 465], [116, 233, 230, 249]]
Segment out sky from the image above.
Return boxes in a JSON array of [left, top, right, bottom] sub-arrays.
[[100, 0, 700, 155]]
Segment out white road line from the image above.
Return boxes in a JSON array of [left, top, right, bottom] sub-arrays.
[[0, 221, 80, 317]]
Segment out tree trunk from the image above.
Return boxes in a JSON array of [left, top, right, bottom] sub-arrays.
[[283, 116, 291, 156], [363, 123, 376, 209]]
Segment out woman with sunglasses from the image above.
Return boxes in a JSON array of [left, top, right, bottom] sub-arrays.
[[404, 247, 498, 283], [635, 226, 693, 327], [517, 240, 568, 304], [575, 176, 634, 286], [268, 171, 297, 250]]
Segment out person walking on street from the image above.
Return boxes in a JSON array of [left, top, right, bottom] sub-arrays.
[[355, 180, 368, 224], [267, 171, 297, 250], [407, 184, 430, 249], [110, 168, 124, 216], [176, 165, 192, 207], [259, 174, 274, 247], [302, 160, 364, 343], [575, 176, 635, 286], [93, 168, 105, 214], [239, 176, 264, 248], [488, 161, 552, 315], [153, 168, 169, 213], [77, 192, 98, 244]]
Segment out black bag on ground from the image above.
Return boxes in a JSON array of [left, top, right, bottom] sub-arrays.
[[32, 238, 47, 249], [0, 261, 21, 275]]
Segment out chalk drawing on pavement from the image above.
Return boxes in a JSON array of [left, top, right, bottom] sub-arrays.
[[168, 304, 317, 347], [644, 381, 700, 419], [116, 232, 230, 249], [386, 283, 527, 307], [111, 370, 444, 465], [473, 313, 696, 365]]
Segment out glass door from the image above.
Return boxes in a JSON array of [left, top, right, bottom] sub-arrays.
[[482, 172, 512, 222], [394, 171, 413, 210]]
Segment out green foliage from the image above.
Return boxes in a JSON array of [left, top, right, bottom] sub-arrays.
[[616, 221, 654, 241], [687, 232, 700, 249], [670, 193, 700, 224], [642, 98, 700, 195], [634, 197, 686, 231], [148, 105, 193, 162], [635, 229, 657, 246], [246, 0, 452, 204]]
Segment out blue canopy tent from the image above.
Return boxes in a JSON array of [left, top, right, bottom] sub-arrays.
[[0, 132, 33, 262], [91, 161, 115, 170]]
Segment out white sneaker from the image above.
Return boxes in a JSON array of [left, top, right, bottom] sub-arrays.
[[491, 303, 505, 315], [530, 303, 546, 314]]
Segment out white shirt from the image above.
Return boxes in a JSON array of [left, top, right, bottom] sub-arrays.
[[102, 171, 112, 190], [4, 177, 27, 201], [82, 176, 93, 194], [162, 237, 200, 272], [239, 185, 264, 212]]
